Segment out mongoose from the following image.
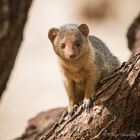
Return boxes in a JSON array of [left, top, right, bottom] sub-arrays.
[[127, 13, 140, 57], [48, 24, 120, 113]]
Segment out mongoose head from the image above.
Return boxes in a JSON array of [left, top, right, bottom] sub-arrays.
[[48, 24, 89, 61]]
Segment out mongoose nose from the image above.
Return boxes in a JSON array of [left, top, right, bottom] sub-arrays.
[[69, 54, 76, 59]]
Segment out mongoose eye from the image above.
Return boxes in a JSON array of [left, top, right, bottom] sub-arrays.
[[76, 41, 81, 47], [60, 43, 65, 49]]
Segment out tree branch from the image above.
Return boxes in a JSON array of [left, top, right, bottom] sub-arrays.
[[42, 54, 140, 140], [0, 0, 32, 99]]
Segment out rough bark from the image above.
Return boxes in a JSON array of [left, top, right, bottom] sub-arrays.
[[15, 54, 140, 140], [0, 0, 32, 99], [42, 54, 140, 140]]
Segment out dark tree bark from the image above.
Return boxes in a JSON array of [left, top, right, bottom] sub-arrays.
[[42, 54, 140, 140], [15, 54, 140, 140], [0, 0, 32, 99]]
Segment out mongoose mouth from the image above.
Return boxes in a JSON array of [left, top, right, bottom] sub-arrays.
[[62, 56, 78, 62], [68, 54, 81, 61], [69, 54, 76, 59]]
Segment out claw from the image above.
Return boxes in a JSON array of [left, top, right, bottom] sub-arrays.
[[66, 105, 78, 119], [83, 98, 92, 109], [91, 95, 97, 101]]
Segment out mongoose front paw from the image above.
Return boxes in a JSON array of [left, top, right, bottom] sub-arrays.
[[83, 98, 92, 109], [67, 105, 78, 118]]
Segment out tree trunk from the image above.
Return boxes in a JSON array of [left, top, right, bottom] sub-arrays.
[[0, 0, 32, 99], [41, 54, 140, 140]]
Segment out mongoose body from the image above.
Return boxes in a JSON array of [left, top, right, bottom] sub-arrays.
[[48, 24, 120, 112]]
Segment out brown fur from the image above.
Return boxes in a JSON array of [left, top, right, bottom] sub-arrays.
[[59, 45, 101, 111], [48, 24, 120, 112]]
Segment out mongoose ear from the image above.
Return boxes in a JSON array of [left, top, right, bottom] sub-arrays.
[[78, 24, 89, 37], [48, 28, 59, 43]]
